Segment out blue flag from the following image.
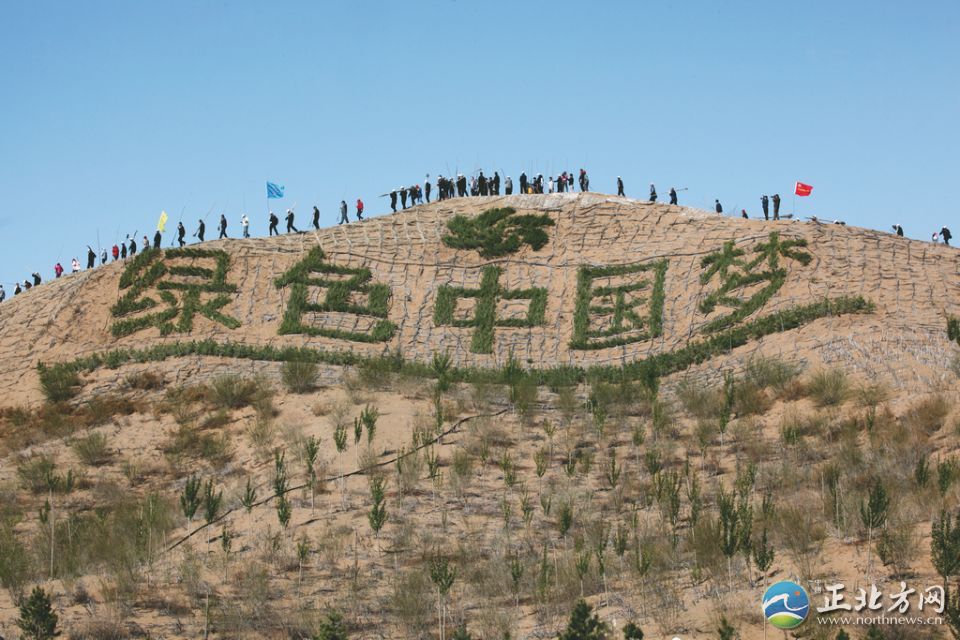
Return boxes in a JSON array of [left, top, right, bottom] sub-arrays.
[[266, 181, 285, 199]]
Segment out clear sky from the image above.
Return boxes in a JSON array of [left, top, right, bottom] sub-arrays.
[[1, 1, 957, 283]]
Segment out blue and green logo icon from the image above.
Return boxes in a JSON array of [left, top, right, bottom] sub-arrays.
[[762, 580, 810, 630]]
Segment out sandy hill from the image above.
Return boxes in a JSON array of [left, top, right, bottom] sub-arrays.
[[1, 193, 959, 640], [2, 193, 957, 401]]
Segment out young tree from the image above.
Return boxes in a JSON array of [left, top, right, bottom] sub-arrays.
[[302, 435, 320, 514], [622, 621, 644, 640], [180, 475, 202, 521], [361, 405, 379, 445], [315, 609, 349, 640], [368, 476, 388, 551], [860, 479, 890, 575], [429, 556, 457, 640], [558, 599, 610, 640], [752, 527, 775, 588], [276, 495, 292, 529], [241, 476, 257, 513], [835, 630, 851, 640], [17, 586, 59, 640], [717, 616, 736, 640], [202, 478, 222, 525], [931, 510, 960, 591], [334, 422, 348, 504], [450, 623, 473, 640]]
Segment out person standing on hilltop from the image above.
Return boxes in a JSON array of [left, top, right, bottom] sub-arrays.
[[241, 213, 250, 238], [128, 236, 137, 256], [86, 246, 96, 269], [218, 214, 228, 239], [177, 222, 186, 247], [54, 262, 64, 278], [71, 258, 80, 273], [13, 283, 21, 296], [268, 211, 279, 236], [761, 195, 769, 220], [649, 184, 657, 202], [194, 219, 206, 242], [892, 224, 904, 237], [120, 242, 127, 259], [339, 200, 349, 224], [425, 176, 432, 203], [389, 188, 398, 212], [400, 187, 408, 209], [100, 248, 108, 264], [617, 177, 624, 197], [356, 198, 364, 221], [741, 209, 748, 219], [505, 175, 513, 195], [312, 206, 320, 230], [285, 209, 299, 233], [0, 285, 5, 302], [715, 200, 723, 215], [772, 193, 781, 220], [154, 229, 162, 249], [479, 172, 489, 196], [519, 172, 527, 195], [33, 272, 41, 286], [941, 226, 952, 246], [112, 243, 121, 260], [669, 187, 678, 205], [579, 169, 588, 192]]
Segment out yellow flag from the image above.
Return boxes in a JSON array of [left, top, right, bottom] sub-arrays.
[[157, 210, 168, 232]]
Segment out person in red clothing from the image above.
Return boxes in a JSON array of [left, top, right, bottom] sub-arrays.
[[54, 262, 64, 278], [356, 198, 364, 221], [111, 244, 120, 261]]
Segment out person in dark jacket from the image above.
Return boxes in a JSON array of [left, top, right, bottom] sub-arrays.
[[129, 236, 137, 255], [390, 189, 398, 212], [941, 226, 953, 246], [617, 177, 624, 197], [649, 184, 657, 202], [761, 195, 769, 220], [218, 214, 228, 239], [519, 172, 528, 195], [14, 283, 21, 295], [741, 209, 748, 219], [715, 200, 723, 215], [100, 248, 107, 264], [424, 176, 432, 203], [478, 172, 488, 196], [86, 246, 97, 269], [285, 209, 299, 233], [177, 223, 186, 247], [772, 194, 781, 220], [339, 200, 349, 224], [194, 219, 205, 242], [154, 230, 162, 249], [120, 242, 127, 259], [892, 224, 904, 237], [32, 272, 41, 286], [268, 211, 279, 236], [669, 187, 678, 205], [400, 187, 408, 210], [312, 206, 320, 230]]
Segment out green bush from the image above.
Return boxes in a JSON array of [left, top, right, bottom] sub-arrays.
[[281, 360, 319, 393], [17, 586, 58, 640], [37, 364, 80, 403], [17, 453, 72, 493], [71, 431, 112, 466], [745, 355, 802, 392], [806, 368, 850, 407], [207, 374, 266, 409]]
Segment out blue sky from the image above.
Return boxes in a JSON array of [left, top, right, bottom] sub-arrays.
[[1, 1, 957, 282]]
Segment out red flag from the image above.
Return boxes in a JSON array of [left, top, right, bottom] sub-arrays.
[[795, 181, 813, 197]]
